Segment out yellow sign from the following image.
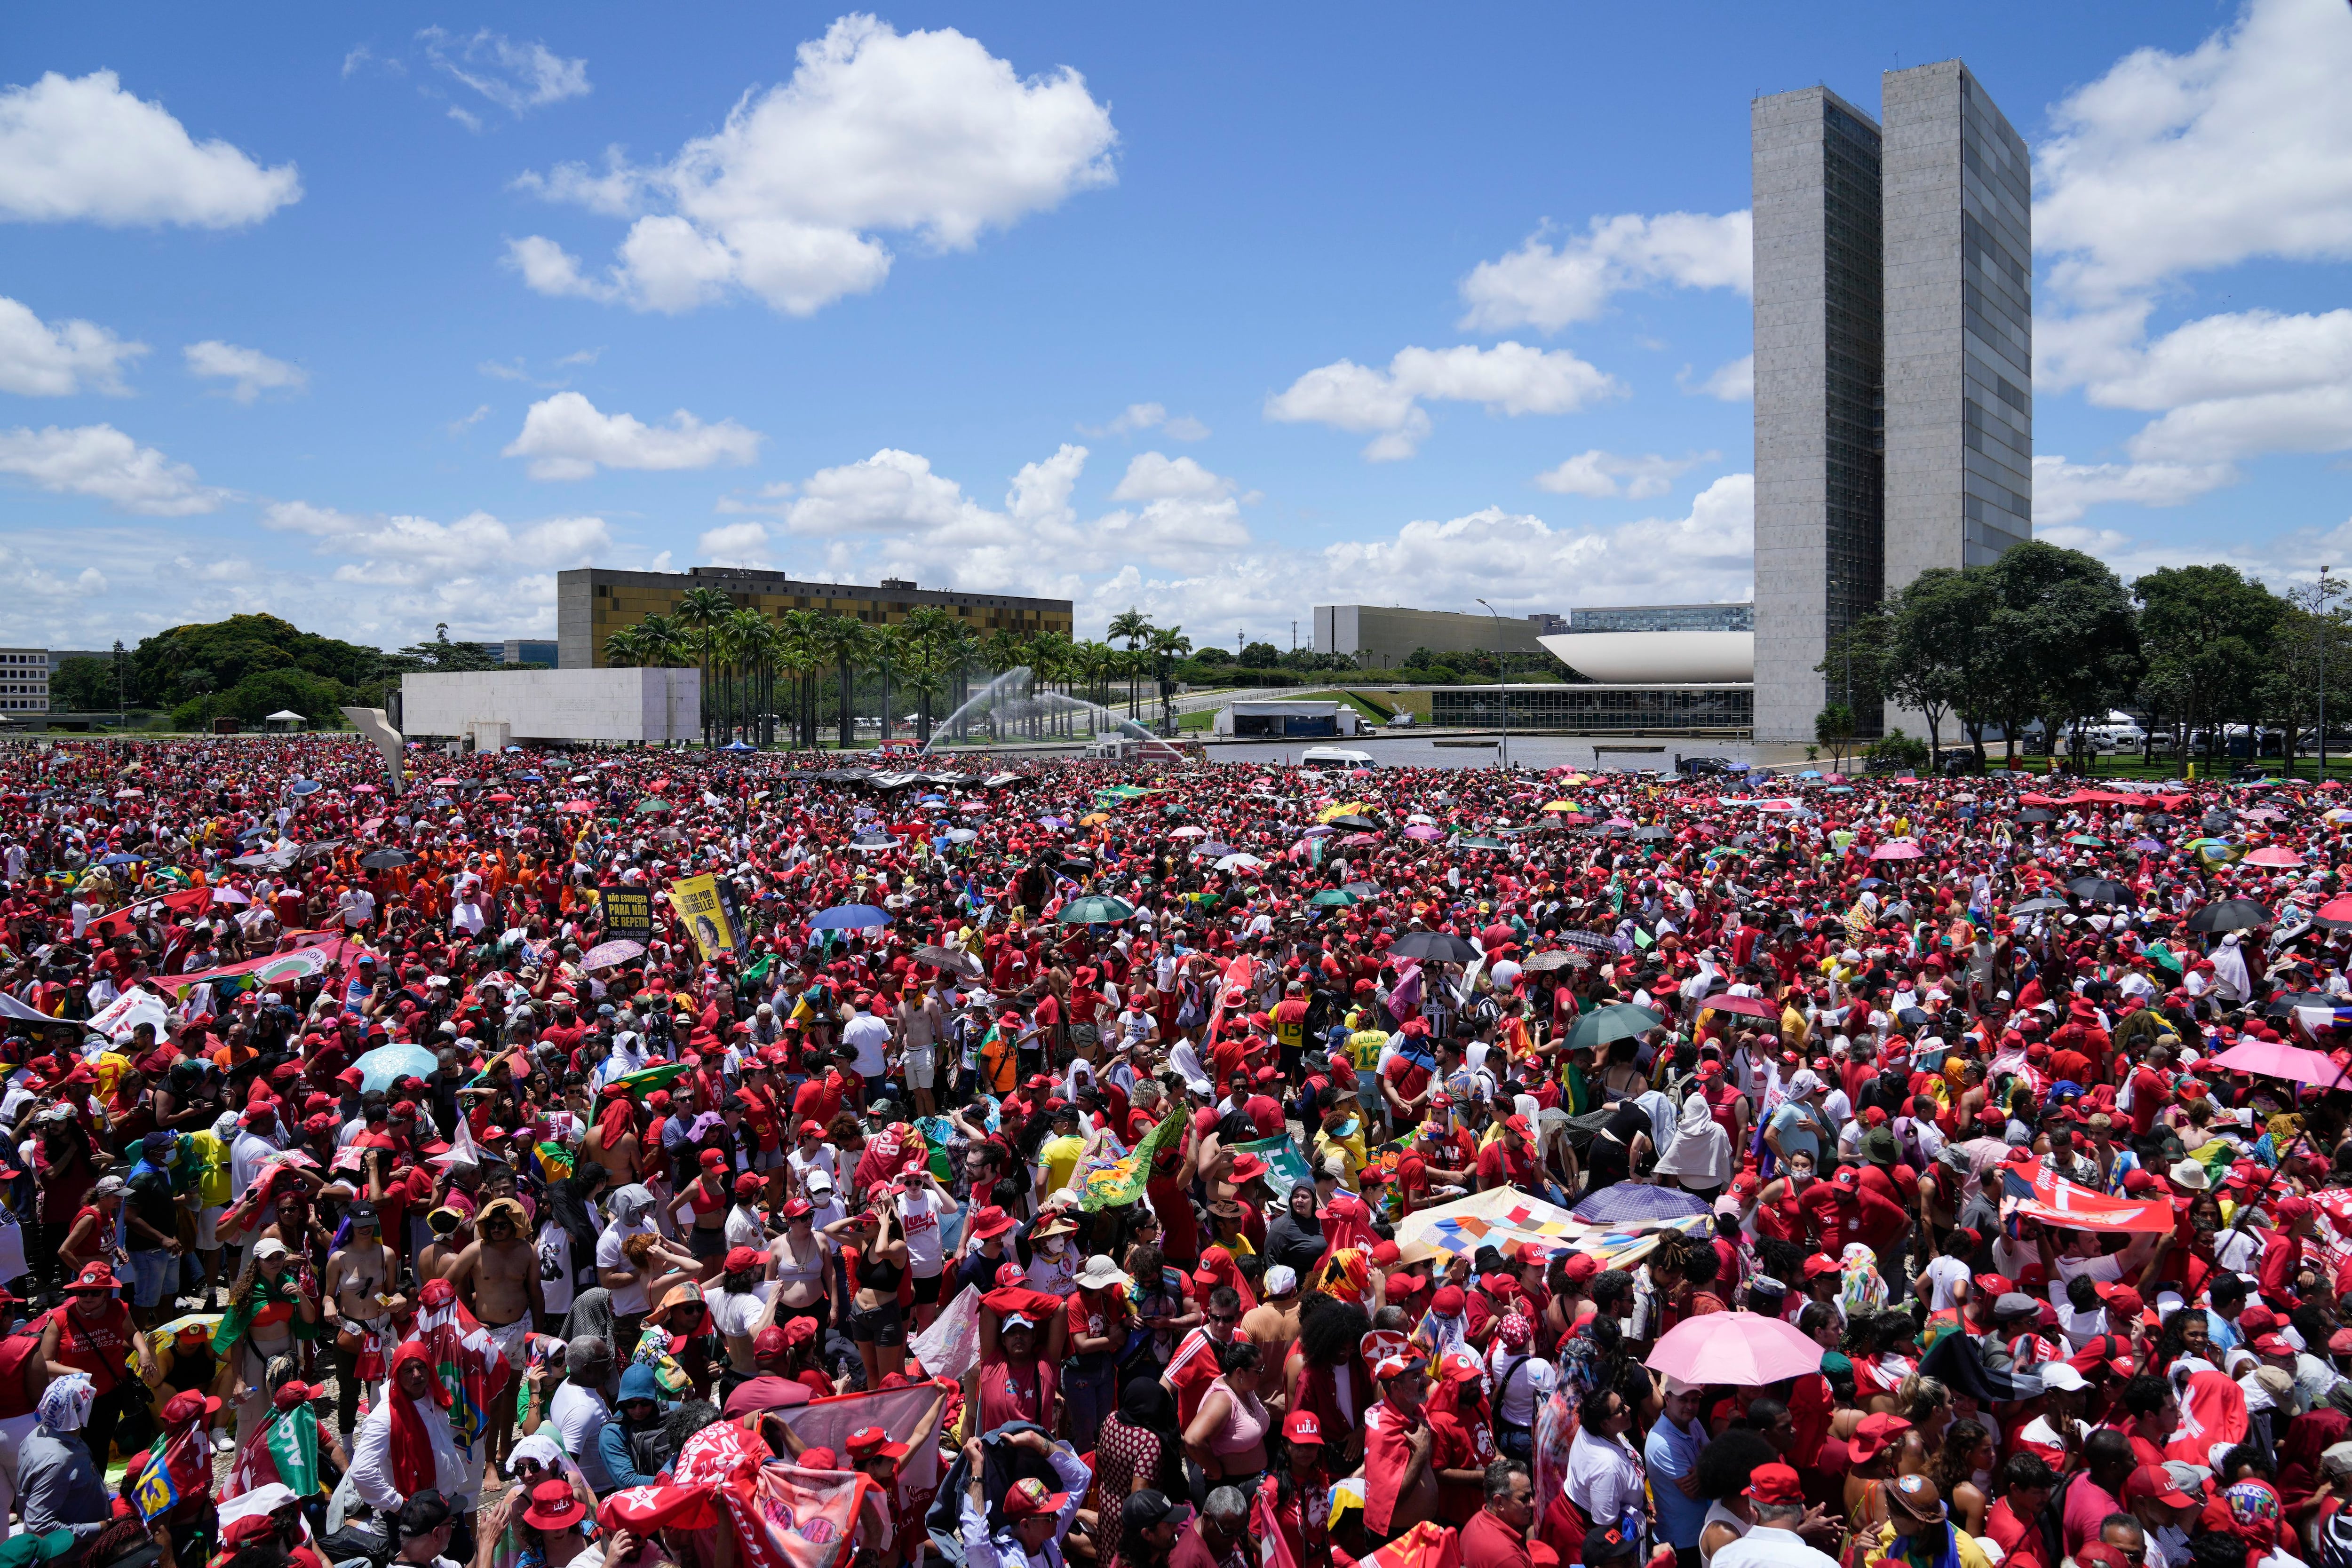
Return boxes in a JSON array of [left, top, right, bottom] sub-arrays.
[[668, 874, 739, 962]]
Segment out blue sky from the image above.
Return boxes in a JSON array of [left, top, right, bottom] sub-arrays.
[[3, 0, 2350, 653]]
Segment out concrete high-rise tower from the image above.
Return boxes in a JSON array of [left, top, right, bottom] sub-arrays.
[[1749, 61, 2030, 744], [1751, 86, 1885, 744]]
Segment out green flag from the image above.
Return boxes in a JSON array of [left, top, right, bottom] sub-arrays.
[[264, 1402, 321, 1496], [1078, 1109, 1184, 1212], [611, 1061, 692, 1096]]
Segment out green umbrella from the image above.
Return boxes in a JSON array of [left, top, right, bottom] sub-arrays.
[[1458, 836, 1511, 851], [2067, 833, 2105, 846], [635, 799, 668, 815], [1565, 1003, 1665, 1052], [1058, 895, 1135, 924], [1310, 888, 1356, 907]]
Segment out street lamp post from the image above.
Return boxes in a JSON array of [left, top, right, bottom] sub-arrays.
[[1476, 599, 1510, 769], [2321, 567, 2333, 784]]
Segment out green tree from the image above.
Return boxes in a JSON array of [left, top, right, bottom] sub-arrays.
[[1880, 570, 1990, 765], [673, 586, 734, 746], [1967, 543, 2140, 768], [1146, 626, 1192, 732], [1816, 609, 1890, 722], [1106, 608, 1153, 719], [2134, 564, 2285, 768], [398, 625, 502, 672], [48, 657, 113, 712], [1240, 640, 1281, 669], [1814, 705, 1856, 772]]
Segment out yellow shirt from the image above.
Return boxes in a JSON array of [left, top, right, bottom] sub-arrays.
[[1038, 1133, 1086, 1193], [189, 1130, 233, 1209]]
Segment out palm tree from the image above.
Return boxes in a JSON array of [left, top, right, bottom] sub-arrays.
[[810, 614, 873, 749], [604, 627, 647, 667], [673, 587, 734, 746], [636, 613, 689, 667], [1028, 629, 1075, 737], [1106, 608, 1153, 719], [776, 610, 823, 748], [1076, 640, 1118, 729], [1146, 625, 1192, 733]]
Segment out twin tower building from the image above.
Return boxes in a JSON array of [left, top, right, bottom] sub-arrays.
[[1751, 62, 2032, 742]]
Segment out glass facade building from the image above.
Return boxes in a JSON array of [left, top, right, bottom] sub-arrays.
[[1753, 62, 2030, 742], [1431, 685, 1753, 733], [1568, 603, 1755, 633]]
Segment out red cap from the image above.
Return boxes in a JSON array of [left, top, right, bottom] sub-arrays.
[[1746, 1464, 1804, 1506], [752, 1325, 790, 1358], [723, 1246, 765, 1274], [2123, 1465, 2197, 1509], [1284, 1409, 1324, 1445], [2254, 1333, 2296, 1357], [1003, 1478, 1069, 1519]]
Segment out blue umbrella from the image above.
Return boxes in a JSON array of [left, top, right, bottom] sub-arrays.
[[722, 740, 758, 752], [95, 853, 147, 868], [356, 1042, 440, 1093], [288, 779, 322, 796], [1570, 1184, 1710, 1226], [810, 904, 892, 930]]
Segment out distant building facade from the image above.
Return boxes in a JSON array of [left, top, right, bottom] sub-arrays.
[[556, 568, 1074, 670], [0, 650, 49, 715], [1310, 605, 1552, 670], [1567, 603, 1754, 634]]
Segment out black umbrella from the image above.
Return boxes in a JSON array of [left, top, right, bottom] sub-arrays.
[[2186, 898, 2272, 933], [1556, 930, 1616, 954], [1389, 931, 1478, 963], [2010, 895, 2068, 915], [2067, 877, 2131, 905], [1630, 825, 1669, 841], [2018, 808, 2055, 824], [1328, 813, 1379, 832], [358, 847, 412, 869], [1342, 881, 1380, 898]]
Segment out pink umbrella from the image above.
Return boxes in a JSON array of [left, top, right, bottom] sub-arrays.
[[1646, 1311, 1824, 1386], [1870, 840, 1924, 860], [2245, 846, 2304, 867], [2206, 1038, 2347, 1086], [1605, 816, 1637, 828], [1404, 824, 1443, 841]]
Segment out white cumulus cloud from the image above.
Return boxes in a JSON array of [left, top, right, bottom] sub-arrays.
[[2031, 455, 2241, 524], [0, 295, 144, 395], [2036, 0, 2352, 306], [183, 340, 307, 403], [1532, 449, 1713, 500], [262, 499, 611, 586], [503, 391, 762, 480], [511, 15, 1116, 316], [0, 424, 224, 514], [1079, 402, 1210, 441], [1266, 342, 1622, 460], [697, 521, 773, 566], [1457, 211, 1752, 334], [1688, 354, 1753, 402], [0, 70, 299, 228]]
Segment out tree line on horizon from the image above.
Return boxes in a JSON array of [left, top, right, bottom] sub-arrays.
[[1815, 539, 2348, 773]]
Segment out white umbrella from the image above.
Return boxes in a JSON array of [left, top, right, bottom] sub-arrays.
[[1169, 825, 1207, 838], [264, 709, 304, 722], [1215, 853, 1265, 872], [211, 887, 251, 905]]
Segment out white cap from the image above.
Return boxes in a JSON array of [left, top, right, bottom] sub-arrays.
[[2034, 1362, 2089, 1391]]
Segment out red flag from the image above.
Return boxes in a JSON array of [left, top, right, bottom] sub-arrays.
[[2001, 1168, 2173, 1235], [1254, 1479, 1299, 1568], [721, 1465, 867, 1568], [600, 1482, 721, 1534], [779, 1383, 948, 1563], [1366, 1522, 1462, 1568]]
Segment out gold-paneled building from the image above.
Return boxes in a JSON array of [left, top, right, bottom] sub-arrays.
[[556, 567, 1075, 668]]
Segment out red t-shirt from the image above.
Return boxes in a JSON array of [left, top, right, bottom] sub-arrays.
[[976, 1353, 1057, 1431]]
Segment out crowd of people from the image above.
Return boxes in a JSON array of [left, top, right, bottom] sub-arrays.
[[3, 736, 2352, 1568]]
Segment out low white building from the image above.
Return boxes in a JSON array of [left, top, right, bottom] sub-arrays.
[[1212, 699, 1363, 738], [400, 668, 700, 749]]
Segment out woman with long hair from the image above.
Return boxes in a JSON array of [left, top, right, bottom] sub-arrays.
[[826, 1180, 909, 1386], [1927, 1418, 1991, 1535], [214, 1238, 319, 1446], [1087, 1382, 1185, 1568], [1286, 1293, 1369, 1470], [1257, 1410, 1336, 1568]]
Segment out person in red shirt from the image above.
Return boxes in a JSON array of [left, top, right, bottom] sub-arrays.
[[1425, 1349, 1500, 1525], [1161, 1289, 1240, 1429], [1459, 1452, 1538, 1568], [1983, 1453, 2059, 1568], [2261, 1195, 2317, 1303], [2128, 1045, 2174, 1139], [1361, 1352, 1439, 1538], [1476, 1116, 1542, 1192], [40, 1260, 159, 1466]]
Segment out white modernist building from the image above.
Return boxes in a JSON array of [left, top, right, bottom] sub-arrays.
[[400, 668, 701, 750], [1212, 699, 1364, 739], [1537, 632, 1755, 684]]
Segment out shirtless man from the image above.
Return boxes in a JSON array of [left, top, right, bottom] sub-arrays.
[[415, 1207, 469, 1284], [322, 1199, 401, 1449], [585, 1086, 640, 1189], [446, 1196, 542, 1468], [1239, 1263, 1304, 1396]]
